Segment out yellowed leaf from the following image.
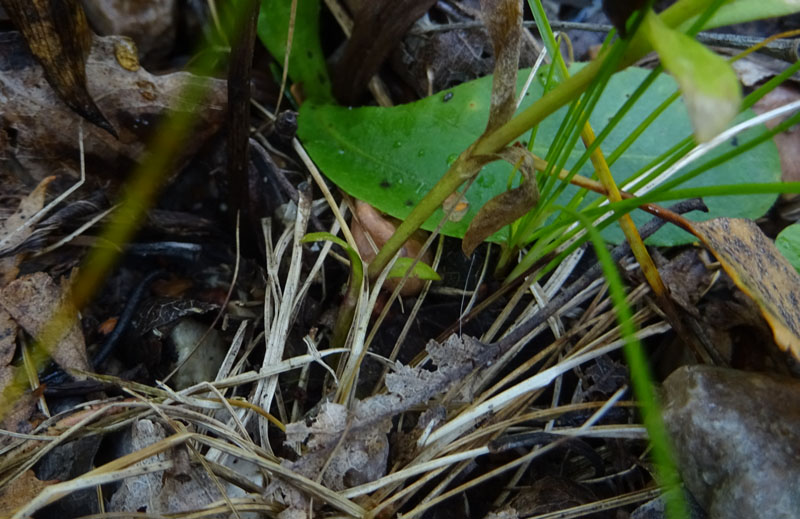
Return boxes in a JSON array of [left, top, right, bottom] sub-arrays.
[[690, 217, 800, 360]]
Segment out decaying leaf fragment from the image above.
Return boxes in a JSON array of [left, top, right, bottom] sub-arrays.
[[690, 217, 800, 360], [0, 271, 90, 375], [0, 0, 115, 136], [462, 146, 540, 256]]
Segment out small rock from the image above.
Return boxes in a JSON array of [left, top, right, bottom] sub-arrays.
[[661, 365, 800, 519]]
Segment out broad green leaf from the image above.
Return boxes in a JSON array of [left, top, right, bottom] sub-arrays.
[[298, 66, 779, 246], [643, 10, 741, 142], [776, 223, 800, 273], [388, 257, 440, 282], [257, 0, 333, 102]]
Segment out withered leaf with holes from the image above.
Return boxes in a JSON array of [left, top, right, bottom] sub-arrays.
[[689, 217, 800, 361], [0, 0, 116, 136]]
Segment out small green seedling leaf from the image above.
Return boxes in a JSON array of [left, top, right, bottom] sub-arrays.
[[298, 66, 778, 246], [776, 223, 800, 273], [388, 257, 440, 282], [643, 10, 741, 142], [257, 0, 333, 102], [302, 231, 363, 273]]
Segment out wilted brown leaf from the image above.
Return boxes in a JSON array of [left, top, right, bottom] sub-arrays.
[[462, 146, 539, 256], [0, 33, 227, 183], [0, 469, 57, 516], [0, 0, 115, 135], [689, 217, 800, 360], [0, 271, 90, 374]]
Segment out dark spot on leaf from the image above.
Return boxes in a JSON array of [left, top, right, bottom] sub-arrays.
[[443, 92, 453, 102], [731, 136, 739, 147], [380, 179, 391, 188], [469, 102, 476, 109], [405, 199, 414, 207], [307, 50, 313, 59]]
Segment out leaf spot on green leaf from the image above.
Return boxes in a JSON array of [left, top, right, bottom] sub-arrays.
[[380, 179, 391, 189], [405, 199, 414, 207], [443, 92, 453, 102]]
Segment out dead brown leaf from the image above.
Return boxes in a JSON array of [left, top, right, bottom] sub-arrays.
[[0, 0, 115, 135], [481, 0, 523, 133], [689, 217, 800, 360], [0, 469, 57, 516], [0, 271, 90, 374], [0, 32, 227, 183], [462, 146, 539, 256]]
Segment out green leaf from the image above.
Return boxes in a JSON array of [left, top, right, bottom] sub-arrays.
[[643, 10, 741, 142], [298, 66, 779, 246], [776, 223, 800, 273], [257, 0, 333, 102], [388, 257, 441, 282], [682, 0, 800, 30]]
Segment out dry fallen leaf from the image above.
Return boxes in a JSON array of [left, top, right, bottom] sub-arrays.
[[0, 469, 57, 516], [0, 0, 115, 135], [0, 32, 227, 183], [0, 176, 54, 284], [0, 271, 90, 374], [689, 217, 800, 360]]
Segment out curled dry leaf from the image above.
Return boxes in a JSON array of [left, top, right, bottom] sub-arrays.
[[462, 146, 540, 256], [351, 200, 432, 296], [0, 0, 115, 135], [0, 271, 90, 375], [0, 33, 227, 183], [689, 217, 800, 360]]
